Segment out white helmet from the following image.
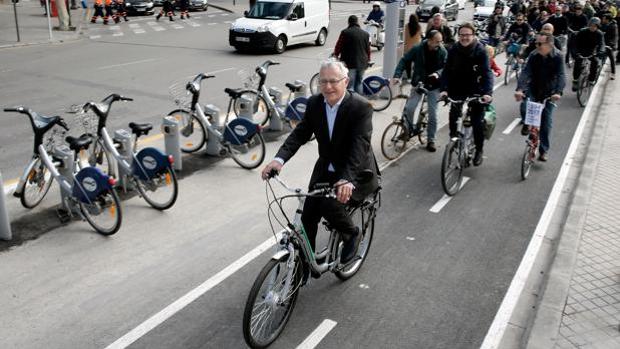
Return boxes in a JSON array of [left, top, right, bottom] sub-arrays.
[[372, 1, 381, 6]]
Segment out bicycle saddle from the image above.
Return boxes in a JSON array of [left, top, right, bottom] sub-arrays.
[[128, 122, 153, 137], [65, 135, 93, 151], [285, 82, 304, 92], [224, 88, 244, 98]]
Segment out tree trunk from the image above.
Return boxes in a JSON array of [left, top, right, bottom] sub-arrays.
[[56, 0, 70, 30]]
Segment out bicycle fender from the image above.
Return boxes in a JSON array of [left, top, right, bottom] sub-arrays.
[[363, 76, 388, 95], [271, 250, 290, 261], [73, 167, 112, 203], [14, 157, 39, 196], [223, 118, 260, 146], [133, 147, 170, 181], [285, 96, 308, 121]]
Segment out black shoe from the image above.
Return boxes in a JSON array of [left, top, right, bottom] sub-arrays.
[[571, 80, 578, 92], [473, 149, 483, 166], [426, 141, 436, 152], [341, 230, 361, 264], [521, 124, 529, 136], [410, 127, 422, 137]]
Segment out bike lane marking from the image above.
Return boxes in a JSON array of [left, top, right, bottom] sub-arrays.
[[104, 232, 282, 349], [296, 319, 338, 349], [502, 117, 521, 135], [480, 68, 610, 349], [429, 177, 470, 213], [96, 58, 158, 71]]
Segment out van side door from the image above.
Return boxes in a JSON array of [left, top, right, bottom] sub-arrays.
[[287, 2, 311, 44]]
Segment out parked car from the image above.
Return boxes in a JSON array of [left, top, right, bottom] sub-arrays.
[[172, 0, 208, 11], [473, 0, 509, 21], [229, 0, 329, 53], [126, 0, 155, 15], [415, 0, 459, 22]]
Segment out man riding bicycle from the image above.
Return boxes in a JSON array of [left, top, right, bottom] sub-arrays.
[[572, 17, 606, 91], [391, 30, 447, 152], [515, 32, 565, 161], [261, 59, 380, 265], [441, 22, 494, 166], [503, 13, 533, 45]]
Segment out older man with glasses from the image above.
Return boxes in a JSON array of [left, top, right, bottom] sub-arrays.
[[261, 59, 380, 267], [515, 32, 565, 161]]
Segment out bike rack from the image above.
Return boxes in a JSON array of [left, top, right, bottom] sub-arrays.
[[113, 128, 135, 190], [0, 171, 12, 241], [54, 145, 80, 218], [161, 116, 182, 171], [267, 87, 284, 132], [204, 104, 224, 156]]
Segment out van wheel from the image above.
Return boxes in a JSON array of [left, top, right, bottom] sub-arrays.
[[315, 28, 327, 46], [274, 35, 287, 54]]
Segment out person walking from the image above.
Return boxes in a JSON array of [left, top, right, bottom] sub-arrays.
[[333, 15, 371, 94], [403, 14, 422, 53], [157, 0, 175, 21], [440, 22, 494, 166], [91, 0, 106, 23], [392, 31, 447, 152], [179, 0, 190, 19], [113, 0, 129, 23], [515, 32, 565, 162], [103, 0, 115, 25], [601, 12, 617, 75]]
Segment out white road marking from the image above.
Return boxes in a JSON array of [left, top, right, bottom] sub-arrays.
[[359, 284, 370, 289], [186, 21, 200, 27], [223, 21, 232, 24], [429, 177, 471, 213], [128, 23, 141, 28], [89, 35, 101, 39], [480, 67, 610, 349], [296, 319, 338, 349], [193, 16, 202, 19], [206, 67, 235, 75], [220, 13, 229, 16], [153, 26, 165, 31], [134, 29, 146, 34], [171, 24, 184, 29], [104, 234, 282, 349], [207, 14, 216, 18], [406, 237, 416, 241], [502, 117, 521, 135], [109, 26, 121, 31], [146, 21, 158, 26], [113, 32, 124, 37], [207, 23, 216, 26], [96, 58, 157, 70]]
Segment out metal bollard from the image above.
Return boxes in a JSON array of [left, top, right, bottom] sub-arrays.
[[161, 116, 182, 171], [292, 80, 308, 99], [0, 172, 12, 241], [113, 128, 133, 190], [204, 104, 222, 128], [266, 88, 283, 131], [54, 145, 80, 216]]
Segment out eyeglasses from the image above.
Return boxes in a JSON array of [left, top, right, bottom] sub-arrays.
[[458, 33, 474, 37], [319, 77, 347, 86]]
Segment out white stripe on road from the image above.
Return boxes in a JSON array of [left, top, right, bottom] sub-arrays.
[[96, 58, 157, 70], [207, 23, 216, 26], [480, 67, 610, 349], [104, 234, 282, 349], [223, 21, 232, 24], [128, 23, 141, 28], [207, 14, 216, 18], [113, 32, 124, 37], [89, 35, 101, 39], [502, 117, 521, 135], [186, 21, 200, 27], [146, 21, 158, 26], [296, 319, 338, 349], [429, 177, 470, 213], [134, 29, 146, 34], [171, 24, 184, 29], [206, 67, 235, 75], [153, 26, 165, 31]]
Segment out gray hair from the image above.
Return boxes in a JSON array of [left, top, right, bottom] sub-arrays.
[[319, 58, 349, 78]]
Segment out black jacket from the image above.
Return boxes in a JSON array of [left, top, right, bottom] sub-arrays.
[[545, 15, 569, 35], [567, 12, 588, 32], [440, 40, 494, 99], [602, 20, 618, 50], [504, 22, 532, 44], [425, 24, 455, 48], [275, 92, 379, 199], [334, 25, 371, 70], [517, 49, 566, 101], [575, 28, 606, 56]]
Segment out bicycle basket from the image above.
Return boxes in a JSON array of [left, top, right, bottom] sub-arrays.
[[507, 42, 521, 56], [168, 77, 193, 108]]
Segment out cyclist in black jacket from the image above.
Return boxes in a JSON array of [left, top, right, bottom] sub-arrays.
[[504, 13, 533, 44], [572, 17, 606, 90], [566, 4, 589, 64]]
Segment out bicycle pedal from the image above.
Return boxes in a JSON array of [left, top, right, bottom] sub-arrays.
[[56, 208, 72, 223]]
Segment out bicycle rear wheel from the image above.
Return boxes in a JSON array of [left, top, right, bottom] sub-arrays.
[[576, 76, 592, 107], [441, 140, 464, 196], [380, 121, 408, 160], [233, 90, 270, 126], [79, 189, 122, 236], [365, 83, 392, 111], [228, 133, 266, 169], [309, 73, 320, 95], [243, 253, 303, 349], [87, 139, 114, 177], [135, 166, 178, 210], [20, 157, 54, 209], [169, 110, 206, 153], [521, 144, 534, 180], [335, 192, 379, 280]]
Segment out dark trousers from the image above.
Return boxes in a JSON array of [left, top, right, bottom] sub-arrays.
[[573, 56, 600, 81], [301, 173, 357, 252], [449, 102, 485, 151], [604, 46, 616, 74]]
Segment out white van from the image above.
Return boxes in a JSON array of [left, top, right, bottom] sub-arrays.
[[229, 0, 330, 53]]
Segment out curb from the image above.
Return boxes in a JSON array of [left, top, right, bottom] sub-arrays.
[[0, 9, 86, 49], [524, 77, 613, 348]]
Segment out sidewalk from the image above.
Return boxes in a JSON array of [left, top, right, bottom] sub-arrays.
[[525, 75, 620, 347], [0, 0, 84, 48]]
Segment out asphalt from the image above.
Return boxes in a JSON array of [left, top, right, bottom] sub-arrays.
[[0, 2, 616, 349]]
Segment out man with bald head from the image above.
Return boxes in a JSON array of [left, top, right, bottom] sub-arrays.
[[523, 23, 563, 58]]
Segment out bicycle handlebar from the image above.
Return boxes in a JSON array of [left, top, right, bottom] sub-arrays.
[[268, 173, 337, 198], [3, 106, 24, 113], [441, 95, 487, 105]]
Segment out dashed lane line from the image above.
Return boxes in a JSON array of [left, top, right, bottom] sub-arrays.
[[296, 319, 338, 349], [502, 117, 521, 135], [429, 177, 471, 213]]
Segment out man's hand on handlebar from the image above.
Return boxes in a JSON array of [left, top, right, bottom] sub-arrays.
[[335, 179, 354, 204], [550, 94, 561, 102], [481, 95, 493, 104], [261, 160, 283, 180], [514, 90, 525, 102]]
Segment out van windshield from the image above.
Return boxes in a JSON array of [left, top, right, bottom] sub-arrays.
[[247, 1, 292, 19]]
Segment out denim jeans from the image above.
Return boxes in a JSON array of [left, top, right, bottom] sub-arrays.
[[402, 88, 440, 142], [519, 98, 556, 154], [347, 68, 365, 95], [449, 101, 485, 151]]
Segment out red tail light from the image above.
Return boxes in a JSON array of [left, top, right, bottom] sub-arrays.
[[108, 177, 117, 186], [168, 155, 174, 165]]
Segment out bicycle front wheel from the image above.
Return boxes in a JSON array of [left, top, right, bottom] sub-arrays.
[[233, 90, 270, 126], [441, 140, 464, 196], [576, 76, 592, 107], [380, 121, 408, 160], [243, 254, 303, 349], [79, 189, 122, 236], [20, 157, 54, 209], [228, 133, 266, 169], [521, 144, 534, 180], [168, 110, 206, 153], [309, 73, 320, 95], [135, 167, 178, 210], [365, 84, 392, 111], [504, 57, 513, 85], [415, 104, 429, 145]]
